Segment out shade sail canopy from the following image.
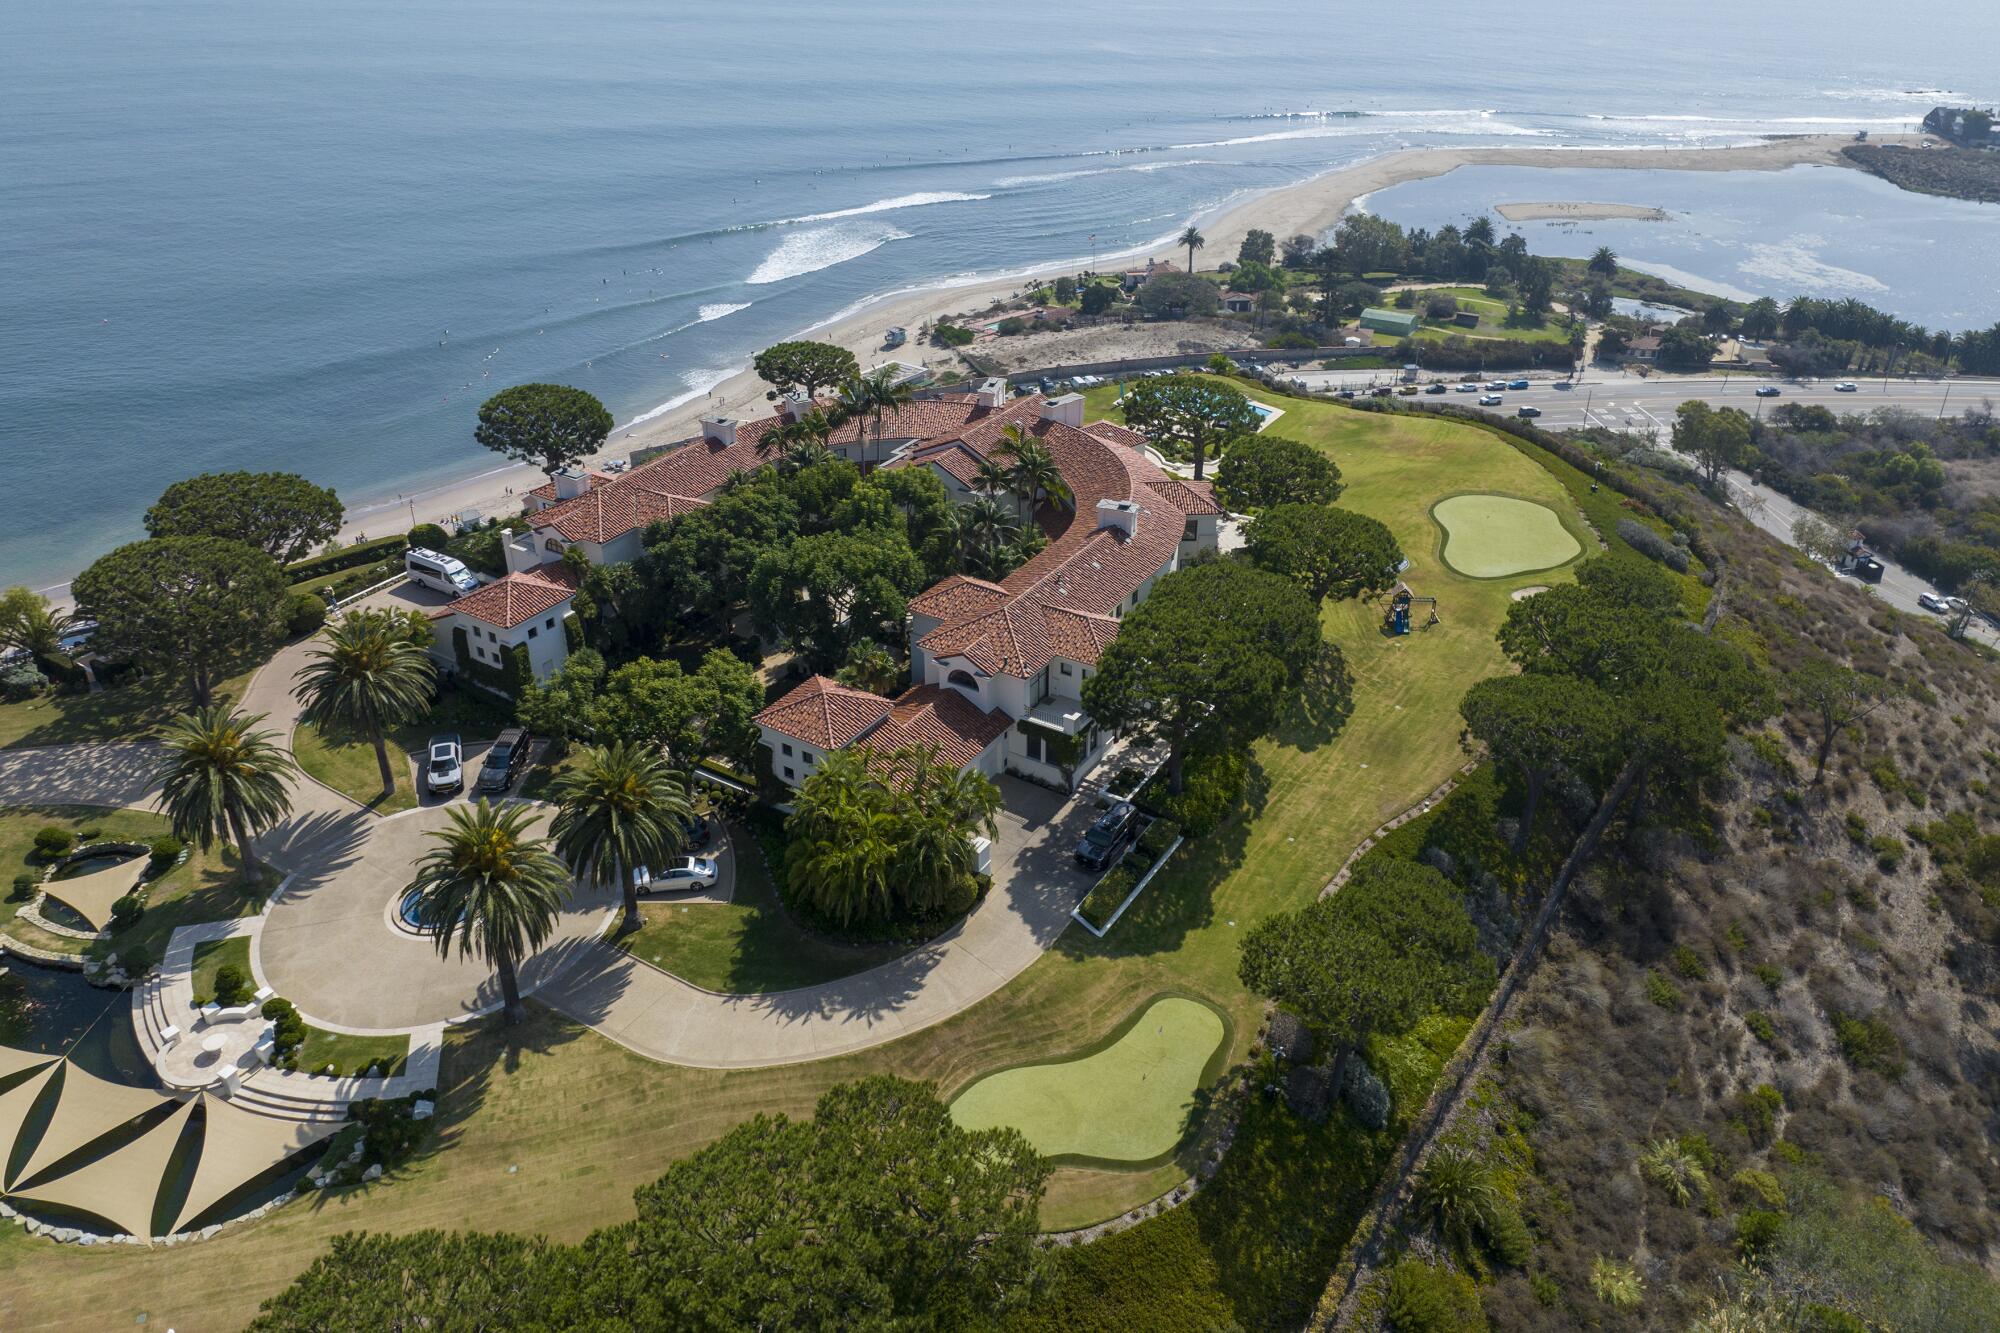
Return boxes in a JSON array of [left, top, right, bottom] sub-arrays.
[[173, 1093, 340, 1233], [0, 1044, 59, 1084], [10, 1061, 170, 1190], [41, 855, 146, 931], [0, 1062, 61, 1184], [11, 1098, 195, 1241]]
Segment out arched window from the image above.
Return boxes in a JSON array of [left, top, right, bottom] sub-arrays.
[[946, 669, 980, 695], [545, 538, 564, 553]]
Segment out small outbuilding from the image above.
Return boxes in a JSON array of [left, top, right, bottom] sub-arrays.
[[1360, 307, 1420, 337]]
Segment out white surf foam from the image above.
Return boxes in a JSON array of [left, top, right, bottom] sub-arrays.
[[1737, 238, 1889, 295], [996, 159, 1223, 187], [775, 191, 989, 225], [746, 224, 911, 285], [620, 365, 744, 430], [695, 301, 752, 323]]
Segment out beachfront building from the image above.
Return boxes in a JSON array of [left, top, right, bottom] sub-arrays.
[[756, 394, 1221, 793], [425, 560, 582, 692], [1623, 335, 1662, 365]]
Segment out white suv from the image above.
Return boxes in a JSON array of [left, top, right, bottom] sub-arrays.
[[425, 735, 463, 795]]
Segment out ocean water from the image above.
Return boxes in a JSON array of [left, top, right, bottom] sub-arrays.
[[1360, 164, 2000, 328], [4, 0, 1998, 590]]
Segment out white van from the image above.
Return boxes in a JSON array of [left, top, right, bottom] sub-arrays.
[[405, 547, 479, 596]]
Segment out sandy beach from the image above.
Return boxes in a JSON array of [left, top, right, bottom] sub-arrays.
[[1494, 202, 1669, 222], [337, 133, 1910, 547]]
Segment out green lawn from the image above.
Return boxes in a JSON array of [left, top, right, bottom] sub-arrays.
[[0, 395, 1595, 1331], [293, 688, 516, 815], [190, 935, 251, 1005], [949, 996, 1227, 1165], [0, 806, 263, 968], [0, 665, 258, 752], [1433, 493, 1584, 578], [1398, 285, 1574, 345], [616, 819, 903, 994]]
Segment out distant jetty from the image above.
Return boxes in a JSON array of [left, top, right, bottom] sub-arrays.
[[1493, 201, 1668, 222]]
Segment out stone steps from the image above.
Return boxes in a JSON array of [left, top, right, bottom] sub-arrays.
[[223, 1074, 351, 1124]]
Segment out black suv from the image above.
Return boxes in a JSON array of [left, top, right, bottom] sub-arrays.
[[477, 727, 534, 793], [1075, 801, 1139, 871]]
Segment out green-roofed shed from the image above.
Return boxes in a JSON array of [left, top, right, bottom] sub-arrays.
[[1360, 307, 1420, 337]]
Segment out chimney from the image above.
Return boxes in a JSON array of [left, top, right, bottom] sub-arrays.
[[1040, 393, 1085, 429], [503, 529, 547, 575], [1095, 498, 1141, 539], [700, 416, 737, 448], [977, 377, 1009, 409], [780, 392, 813, 423], [551, 466, 590, 501]]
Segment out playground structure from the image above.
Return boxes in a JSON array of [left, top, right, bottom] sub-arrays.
[[1384, 584, 1440, 635]]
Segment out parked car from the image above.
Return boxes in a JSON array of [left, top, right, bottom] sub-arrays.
[[1516, 405, 1543, 418], [425, 735, 463, 795], [1507, 378, 1531, 390], [406, 548, 479, 597], [1755, 385, 1782, 397], [1424, 383, 1448, 394], [1917, 592, 1950, 613], [679, 812, 713, 849], [634, 856, 720, 893], [477, 727, 533, 793], [1075, 801, 1139, 870], [1834, 381, 1858, 392], [1479, 394, 1504, 406]]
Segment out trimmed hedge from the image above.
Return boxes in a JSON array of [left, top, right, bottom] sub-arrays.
[[284, 534, 407, 586]]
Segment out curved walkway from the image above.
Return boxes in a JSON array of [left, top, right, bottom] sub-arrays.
[[3, 588, 1096, 1066]]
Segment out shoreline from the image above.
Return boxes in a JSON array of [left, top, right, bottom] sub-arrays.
[[43, 133, 1906, 598]]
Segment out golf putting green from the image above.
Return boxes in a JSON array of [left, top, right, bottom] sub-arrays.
[[948, 996, 1226, 1163], [1432, 493, 1581, 578]]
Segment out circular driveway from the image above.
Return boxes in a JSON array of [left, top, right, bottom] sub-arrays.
[[252, 801, 618, 1034]]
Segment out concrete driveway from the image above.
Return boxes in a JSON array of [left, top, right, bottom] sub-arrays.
[[539, 775, 1101, 1068]]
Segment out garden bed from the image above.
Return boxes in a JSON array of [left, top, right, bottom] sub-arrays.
[[1072, 818, 1183, 936]]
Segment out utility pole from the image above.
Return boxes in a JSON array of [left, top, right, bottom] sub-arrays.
[[1938, 378, 1953, 421]]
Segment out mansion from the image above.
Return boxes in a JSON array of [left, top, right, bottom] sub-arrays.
[[436, 378, 1221, 793]]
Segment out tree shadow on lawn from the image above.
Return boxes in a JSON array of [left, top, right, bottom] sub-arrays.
[[1271, 642, 1356, 754]]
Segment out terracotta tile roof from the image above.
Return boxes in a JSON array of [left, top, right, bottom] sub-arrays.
[[753, 676, 895, 751], [525, 470, 614, 504], [530, 418, 786, 545], [915, 418, 1207, 678], [442, 563, 582, 630], [1081, 420, 1150, 449], [536, 485, 710, 544], [823, 396, 1041, 452], [909, 574, 1011, 622], [857, 684, 1012, 770]]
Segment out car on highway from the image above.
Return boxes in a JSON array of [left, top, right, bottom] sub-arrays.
[[477, 727, 533, 793], [1425, 383, 1448, 394], [1552, 380, 1574, 390], [1479, 394, 1504, 406], [1075, 801, 1139, 871], [1336, 388, 1357, 399], [1455, 382, 1481, 393], [634, 856, 720, 894], [1755, 385, 1782, 397], [1516, 406, 1542, 418], [425, 735, 463, 796], [1918, 592, 1950, 613], [1507, 378, 1531, 391], [1485, 381, 1507, 390], [1834, 382, 1858, 392], [1369, 386, 1394, 398]]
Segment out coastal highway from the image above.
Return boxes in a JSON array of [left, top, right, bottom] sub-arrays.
[[1284, 370, 2000, 434]]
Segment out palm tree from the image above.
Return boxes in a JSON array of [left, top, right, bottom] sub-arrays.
[[780, 439, 836, 475], [958, 497, 1018, 577], [835, 639, 902, 695], [0, 588, 74, 662], [153, 706, 297, 880], [970, 455, 1014, 505], [1006, 438, 1072, 520], [1588, 246, 1618, 278], [549, 743, 691, 936], [1178, 225, 1205, 275], [861, 365, 913, 470], [784, 751, 898, 926], [884, 744, 1002, 913], [405, 800, 572, 1025], [292, 609, 436, 798], [838, 374, 874, 465]]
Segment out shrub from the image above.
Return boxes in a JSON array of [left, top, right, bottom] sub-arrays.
[[283, 589, 329, 638], [1669, 943, 1707, 980], [406, 522, 450, 551], [1383, 1258, 1486, 1333], [117, 943, 154, 975], [1589, 1256, 1643, 1309], [32, 826, 75, 859], [148, 835, 185, 872], [1868, 833, 1904, 871], [1731, 1168, 1785, 1209], [1735, 1208, 1785, 1265], [1617, 517, 1690, 571], [1341, 1055, 1391, 1131], [1529, 1273, 1560, 1307], [8, 874, 33, 901], [1152, 751, 1248, 837], [350, 1094, 433, 1169], [212, 963, 252, 1007], [1137, 818, 1182, 858], [262, 996, 307, 1065], [1737, 1084, 1783, 1144], [1, 662, 47, 701], [1645, 971, 1682, 1010], [932, 322, 974, 347], [110, 895, 144, 929], [1831, 1010, 1904, 1078], [1077, 866, 1138, 930], [1751, 963, 1783, 992], [1640, 1137, 1708, 1206], [1744, 1010, 1780, 1049]]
